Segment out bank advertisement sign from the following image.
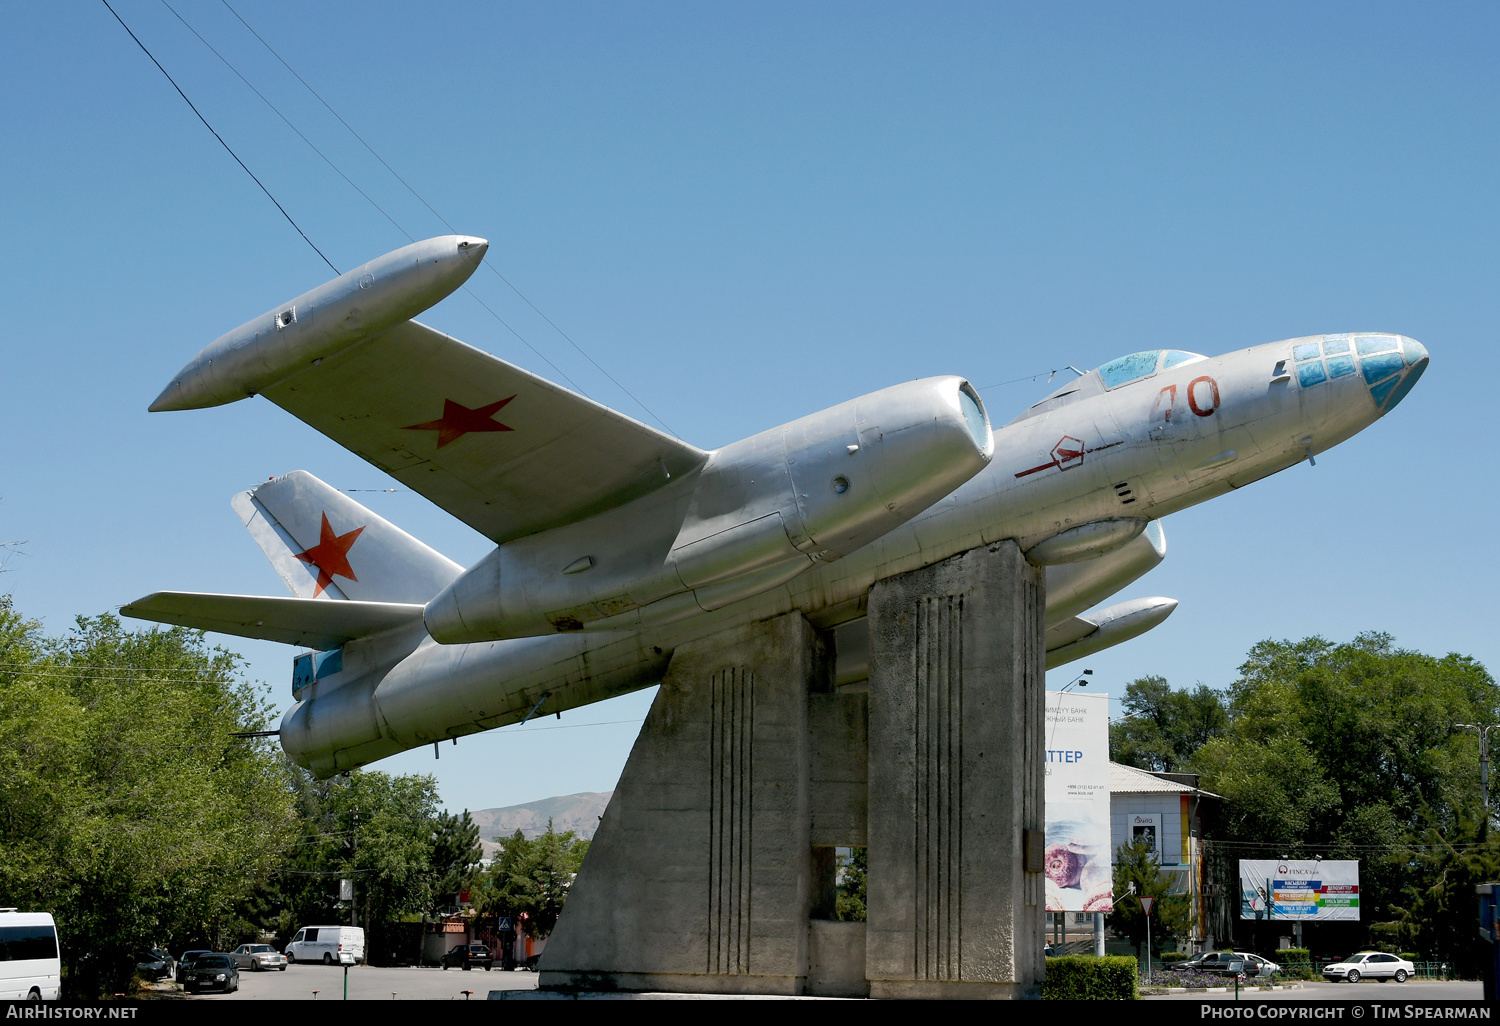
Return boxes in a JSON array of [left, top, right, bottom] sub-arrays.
[[1238, 860, 1360, 921], [1044, 691, 1112, 913]]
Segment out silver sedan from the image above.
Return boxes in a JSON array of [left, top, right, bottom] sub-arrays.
[[231, 944, 289, 972]]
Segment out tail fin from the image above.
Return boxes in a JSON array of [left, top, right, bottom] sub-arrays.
[[232, 470, 462, 604]]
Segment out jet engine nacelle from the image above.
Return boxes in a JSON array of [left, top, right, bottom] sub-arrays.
[[423, 376, 993, 643]]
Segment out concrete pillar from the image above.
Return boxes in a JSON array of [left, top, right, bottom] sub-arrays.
[[538, 612, 825, 995], [865, 540, 1046, 999], [535, 540, 1044, 999]]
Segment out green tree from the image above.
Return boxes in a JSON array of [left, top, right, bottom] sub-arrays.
[[0, 600, 294, 996], [1109, 675, 1229, 773], [260, 765, 442, 965], [835, 847, 867, 922], [482, 822, 590, 935], [1389, 813, 1500, 977], [1106, 838, 1192, 960], [427, 809, 483, 913], [1196, 632, 1499, 952]]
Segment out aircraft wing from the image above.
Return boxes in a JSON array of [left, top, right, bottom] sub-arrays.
[[121, 592, 424, 649], [259, 320, 707, 543], [1044, 615, 1099, 650]]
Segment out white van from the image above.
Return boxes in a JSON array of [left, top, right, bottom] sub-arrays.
[[0, 910, 61, 1000], [285, 926, 365, 965]]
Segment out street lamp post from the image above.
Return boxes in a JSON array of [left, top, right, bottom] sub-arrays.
[[1456, 723, 1499, 825], [1061, 668, 1093, 694]]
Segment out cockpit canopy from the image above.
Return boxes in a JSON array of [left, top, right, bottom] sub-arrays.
[[1097, 349, 1206, 389], [1008, 349, 1207, 425]]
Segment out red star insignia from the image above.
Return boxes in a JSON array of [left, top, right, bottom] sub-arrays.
[[402, 396, 516, 448], [295, 513, 365, 597]]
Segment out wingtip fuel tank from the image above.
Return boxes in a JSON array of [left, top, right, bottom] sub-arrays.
[[149, 235, 488, 413]]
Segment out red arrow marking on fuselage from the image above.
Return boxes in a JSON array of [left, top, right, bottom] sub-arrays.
[[403, 396, 517, 448], [1016, 458, 1060, 478], [1013, 438, 1124, 478]]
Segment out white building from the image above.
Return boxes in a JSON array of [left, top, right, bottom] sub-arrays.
[[1047, 762, 1221, 952]]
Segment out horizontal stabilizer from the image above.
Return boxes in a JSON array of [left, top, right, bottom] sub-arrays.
[[121, 592, 424, 649], [1045, 596, 1178, 670]]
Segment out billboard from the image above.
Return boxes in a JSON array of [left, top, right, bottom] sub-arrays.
[[1238, 860, 1360, 921], [1044, 691, 1112, 912]]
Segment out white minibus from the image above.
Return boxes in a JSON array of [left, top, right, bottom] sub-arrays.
[[0, 910, 60, 1001]]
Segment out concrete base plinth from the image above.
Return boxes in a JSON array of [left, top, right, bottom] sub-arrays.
[[538, 541, 1044, 999], [539, 612, 822, 995]]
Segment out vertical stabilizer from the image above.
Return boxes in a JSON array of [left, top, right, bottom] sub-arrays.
[[232, 470, 462, 604]]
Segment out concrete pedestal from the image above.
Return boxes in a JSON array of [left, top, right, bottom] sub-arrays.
[[539, 612, 828, 995], [865, 541, 1046, 998], [537, 541, 1043, 999]]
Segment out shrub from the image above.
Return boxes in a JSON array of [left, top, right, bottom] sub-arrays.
[[1042, 955, 1139, 1000], [1274, 949, 1318, 980]]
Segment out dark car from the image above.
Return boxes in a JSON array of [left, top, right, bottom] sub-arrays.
[[1164, 951, 1249, 976], [135, 949, 174, 981], [441, 943, 494, 971], [176, 950, 213, 982], [181, 953, 239, 994]]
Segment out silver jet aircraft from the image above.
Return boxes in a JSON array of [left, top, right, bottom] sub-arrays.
[[124, 236, 1429, 776]]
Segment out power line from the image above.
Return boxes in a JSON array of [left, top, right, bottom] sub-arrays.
[[99, 0, 338, 275], [502, 718, 644, 733], [163, 1, 593, 397], [216, 0, 676, 435], [0, 660, 243, 676], [160, 0, 413, 245], [0, 667, 270, 687]]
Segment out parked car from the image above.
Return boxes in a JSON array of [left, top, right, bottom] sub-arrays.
[[1322, 952, 1415, 983], [230, 944, 287, 972], [176, 950, 212, 982], [441, 943, 494, 971], [1163, 951, 1249, 976], [181, 953, 239, 994], [1233, 952, 1281, 977], [134, 949, 174, 981], [284, 926, 365, 965]]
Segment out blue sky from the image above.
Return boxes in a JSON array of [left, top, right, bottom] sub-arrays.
[[2, 2, 1494, 815]]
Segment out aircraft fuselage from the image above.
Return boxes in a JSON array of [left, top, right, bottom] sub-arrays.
[[280, 333, 1428, 775]]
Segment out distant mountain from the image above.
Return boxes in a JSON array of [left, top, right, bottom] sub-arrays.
[[469, 792, 612, 859]]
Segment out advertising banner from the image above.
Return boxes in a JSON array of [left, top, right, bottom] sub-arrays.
[[1130, 813, 1162, 859], [1044, 691, 1112, 912], [1238, 859, 1360, 921]]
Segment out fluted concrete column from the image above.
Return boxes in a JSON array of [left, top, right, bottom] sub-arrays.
[[538, 612, 822, 994], [865, 540, 1046, 999]]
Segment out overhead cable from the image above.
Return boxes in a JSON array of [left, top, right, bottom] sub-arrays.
[[100, 0, 339, 275]]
